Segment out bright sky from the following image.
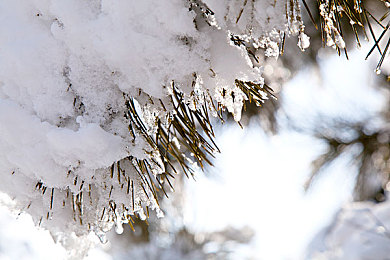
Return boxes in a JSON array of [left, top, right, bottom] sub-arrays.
[[184, 123, 356, 259], [183, 46, 386, 259]]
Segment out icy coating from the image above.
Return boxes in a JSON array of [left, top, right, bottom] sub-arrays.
[[0, 0, 308, 248]]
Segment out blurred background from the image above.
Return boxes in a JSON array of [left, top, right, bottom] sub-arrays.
[[1, 1, 390, 259]]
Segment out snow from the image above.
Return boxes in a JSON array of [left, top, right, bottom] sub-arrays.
[[1, 0, 389, 258], [0, 209, 67, 260], [318, 2, 347, 49], [0, 0, 312, 252], [0, 9, 388, 257], [47, 123, 127, 170]]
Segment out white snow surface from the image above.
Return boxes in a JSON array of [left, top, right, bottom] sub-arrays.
[[0, 100, 127, 186]]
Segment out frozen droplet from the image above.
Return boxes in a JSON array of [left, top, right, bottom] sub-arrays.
[[138, 209, 146, 220], [96, 233, 108, 244], [156, 208, 164, 218], [297, 32, 310, 51], [115, 221, 124, 234], [376, 69, 382, 75]]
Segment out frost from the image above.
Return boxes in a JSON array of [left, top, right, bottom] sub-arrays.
[[203, 0, 309, 58], [319, 1, 346, 49]]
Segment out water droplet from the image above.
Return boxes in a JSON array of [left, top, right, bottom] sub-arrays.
[[97, 233, 108, 244]]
